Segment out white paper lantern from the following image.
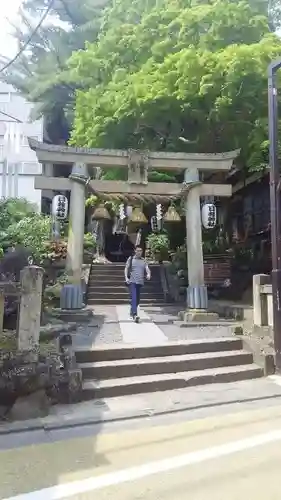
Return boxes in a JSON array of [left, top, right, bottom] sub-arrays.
[[52, 195, 68, 220], [150, 216, 158, 232], [156, 203, 162, 220], [201, 203, 217, 229], [126, 205, 133, 217], [119, 203, 125, 220]]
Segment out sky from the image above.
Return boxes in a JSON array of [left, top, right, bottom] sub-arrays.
[[0, 0, 22, 60]]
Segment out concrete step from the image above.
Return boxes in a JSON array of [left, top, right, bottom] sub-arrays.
[[91, 264, 160, 269], [90, 269, 160, 274], [75, 338, 243, 363], [88, 281, 162, 287], [90, 269, 125, 279], [88, 287, 164, 300], [88, 286, 162, 292], [88, 278, 127, 283], [88, 282, 161, 288], [90, 266, 160, 274], [79, 350, 253, 380], [89, 275, 161, 281], [81, 364, 263, 399], [87, 298, 165, 305], [87, 291, 164, 298]]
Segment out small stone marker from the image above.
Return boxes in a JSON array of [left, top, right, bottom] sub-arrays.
[[17, 266, 44, 352]]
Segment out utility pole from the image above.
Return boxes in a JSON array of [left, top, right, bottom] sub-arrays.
[[268, 58, 281, 371]]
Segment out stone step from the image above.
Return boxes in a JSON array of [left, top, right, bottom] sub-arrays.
[[81, 364, 263, 399], [90, 268, 159, 274], [90, 269, 127, 274], [89, 276, 161, 283], [75, 338, 243, 363], [79, 350, 253, 380], [91, 264, 160, 268], [87, 291, 164, 299], [89, 276, 128, 282], [88, 276, 161, 288], [88, 259, 164, 307], [88, 284, 162, 291], [92, 262, 160, 269], [90, 266, 160, 273], [87, 298, 165, 305], [89, 275, 160, 281]]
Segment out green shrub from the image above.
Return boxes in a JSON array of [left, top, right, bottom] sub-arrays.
[[146, 232, 170, 261], [6, 215, 51, 262], [84, 232, 96, 249]]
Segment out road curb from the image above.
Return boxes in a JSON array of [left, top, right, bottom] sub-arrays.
[[2, 390, 281, 435], [0, 409, 152, 435]]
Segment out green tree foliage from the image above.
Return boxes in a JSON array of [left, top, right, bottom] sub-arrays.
[[69, 0, 281, 171], [0, 198, 36, 232], [7, 215, 52, 261], [100, 168, 177, 182], [0, 198, 51, 260], [269, 0, 281, 30], [1, 0, 109, 143]]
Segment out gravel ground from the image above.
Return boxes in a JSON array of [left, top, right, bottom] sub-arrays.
[[158, 323, 234, 341], [144, 306, 234, 341], [72, 306, 123, 348]]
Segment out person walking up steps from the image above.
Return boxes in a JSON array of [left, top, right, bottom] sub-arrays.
[[124, 245, 151, 322]]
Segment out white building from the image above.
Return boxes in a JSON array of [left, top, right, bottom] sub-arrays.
[[0, 83, 43, 210]]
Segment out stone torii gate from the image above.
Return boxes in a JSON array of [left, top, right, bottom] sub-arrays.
[[29, 139, 239, 314]]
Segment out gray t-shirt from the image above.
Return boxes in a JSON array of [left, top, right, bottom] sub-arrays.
[[125, 257, 149, 285]]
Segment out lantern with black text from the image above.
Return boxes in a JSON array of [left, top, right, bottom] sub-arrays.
[[150, 216, 158, 232], [156, 204, 162, 221], [52, 195, 68, 220], [119, 203, 125, 220], [201, 203, 217, 229]]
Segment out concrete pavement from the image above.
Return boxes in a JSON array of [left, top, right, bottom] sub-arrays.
[[2, 403, 281, 499], [0, 299, 279, 436], [2, 377, 281, 438], [116, 306, 168, 345], [72, 304, 235, 349], [1, 303, 279, 499]]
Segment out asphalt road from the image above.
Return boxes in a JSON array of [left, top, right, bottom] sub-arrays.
[[2, 402, 281, 499]]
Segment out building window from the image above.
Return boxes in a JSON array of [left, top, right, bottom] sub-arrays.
[[21, 162, 41, 175], [0, 162, 41, 175], [0, 93, 10, 103]]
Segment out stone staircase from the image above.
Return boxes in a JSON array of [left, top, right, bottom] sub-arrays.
[[87, 263, 165, 305], [75, 338, 263, 400]]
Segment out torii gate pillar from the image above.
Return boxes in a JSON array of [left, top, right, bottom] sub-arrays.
[[184, 168, 209, 315], [66, 163, 88, 282]]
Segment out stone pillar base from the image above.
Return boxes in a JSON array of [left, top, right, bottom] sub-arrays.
[[60, 284, 83, 310], [186, 285, 208, 309], [181, 309, 219, 323]]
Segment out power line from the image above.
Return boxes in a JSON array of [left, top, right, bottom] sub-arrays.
[[0, 0, 55, 75], [0, 110, 22, 123]]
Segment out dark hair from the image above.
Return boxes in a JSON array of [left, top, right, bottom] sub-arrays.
[[135, 245, 142, 250]]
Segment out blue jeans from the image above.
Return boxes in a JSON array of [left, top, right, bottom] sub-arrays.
[[129, 283, 142, 316]]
